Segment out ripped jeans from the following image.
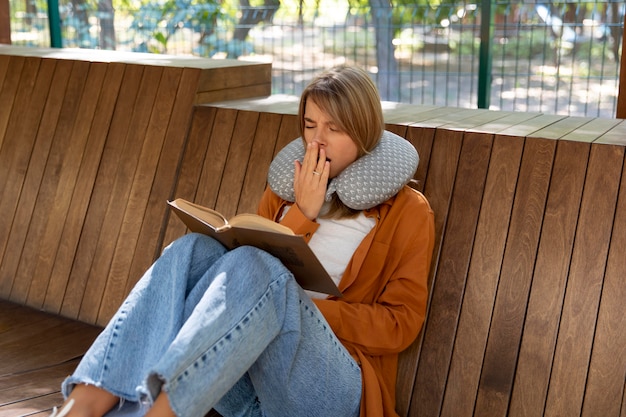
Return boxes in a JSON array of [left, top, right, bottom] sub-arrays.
[[63, 233, 361, 417]]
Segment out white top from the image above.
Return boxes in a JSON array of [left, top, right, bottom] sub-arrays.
[[281, 204, 376, 299]]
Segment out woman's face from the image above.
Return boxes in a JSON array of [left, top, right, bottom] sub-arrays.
[[303, 99, 359, 179]]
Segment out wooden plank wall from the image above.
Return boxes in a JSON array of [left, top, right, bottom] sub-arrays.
[[194, 98, 626, 417], [0, 48, 271, 327], [1, 48, 625, 416]]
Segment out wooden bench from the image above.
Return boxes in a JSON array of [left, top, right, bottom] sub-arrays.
[[2, 49, 626, 417]]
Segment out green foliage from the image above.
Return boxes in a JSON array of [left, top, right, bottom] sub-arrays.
[[129, 0, 224, 53]]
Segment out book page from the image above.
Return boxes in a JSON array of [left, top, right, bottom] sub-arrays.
[[169, 199, 229, 231], [168, 198, 341, 296], [229, 213, 294, 235]]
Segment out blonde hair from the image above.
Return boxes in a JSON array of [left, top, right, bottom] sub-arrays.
[[298, 66, 384, 158], [298, 66, 385, 218]]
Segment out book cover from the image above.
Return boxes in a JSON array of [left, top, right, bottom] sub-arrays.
[[168, 199, 341, 297]]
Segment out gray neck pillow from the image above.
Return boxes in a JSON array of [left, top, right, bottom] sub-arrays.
[[267, 130, 419, 210]]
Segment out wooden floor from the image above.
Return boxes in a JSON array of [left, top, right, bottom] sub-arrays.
[[0, 300, 101, 417]]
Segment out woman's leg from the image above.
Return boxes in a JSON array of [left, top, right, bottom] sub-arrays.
[[62, 233, 227, 402], [212, 294, 362, 417], [63, 233, 360, 417], [246, 294, 361, 417], [147, 246, 361, 417]]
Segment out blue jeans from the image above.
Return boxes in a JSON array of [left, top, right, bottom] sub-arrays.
[[63, 233, 361, 417]]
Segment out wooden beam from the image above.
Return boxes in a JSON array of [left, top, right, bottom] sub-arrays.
[[617, 12, 626, 118], [0, 0, 10, 44]]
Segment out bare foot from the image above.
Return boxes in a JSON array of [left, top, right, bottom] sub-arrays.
[[144, 392, 176, 417], [60, 384, 119, 417]]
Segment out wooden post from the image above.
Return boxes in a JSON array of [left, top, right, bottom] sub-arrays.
[[617, 13, 626, 118], [0, 0, 10, 44]]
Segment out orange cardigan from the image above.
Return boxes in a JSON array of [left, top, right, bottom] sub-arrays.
[[257, 185, 435, 417]]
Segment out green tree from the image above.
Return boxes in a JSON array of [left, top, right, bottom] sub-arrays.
[[233, 0, 280, 43], [130, 0, 222, 53], [98, 0, 115, 48], [370, 0, 398, 101]]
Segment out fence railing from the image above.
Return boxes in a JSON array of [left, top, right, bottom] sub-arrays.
[[9, 1, 624, 118]]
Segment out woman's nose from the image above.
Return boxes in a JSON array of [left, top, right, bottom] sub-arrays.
[[313, 132, 327, 147]]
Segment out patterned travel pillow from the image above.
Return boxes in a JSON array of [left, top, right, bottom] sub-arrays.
[[267, 130, 419, 210]]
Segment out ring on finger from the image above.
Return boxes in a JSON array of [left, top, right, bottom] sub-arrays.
[[312, 171, 321, 176]]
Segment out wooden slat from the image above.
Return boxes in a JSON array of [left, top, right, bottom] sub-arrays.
[[530, 116, 598, 140], [418, 127, 463, 276], [60, 63, 145, 321], [0, 58, 58, 298], [438, 110, 514, 132], [560, 117, 622, 143], [9, 60, 92, 305], [0, 54, 8, 106], [0, 58, 73, 299], [0, 319, 96, 376], [496, 114, 565, 138], [0, 51, 7, 74], [404, 125, 435, 193], [393, 126, 435, 417], [207, 95, 300, 115], [42, 63, 126, 315], [544, 144, 624, 417], [195, 107, 239, 208], [0, 56, 43, 200], [26, 62, 109, 309], [237, 112, 285, 214], [382, 103, 441, 125], [0, 360, 79, 405], [466, 111, 542, 134], [410, 107, 480, 129], [0, 56, 24, 150], [0, 301, 100, 376], [214, 110, 260, 219], [0, 302, 97, 415], [595, 119, 626, 146], [0, 308, 68, 345], [78, 65, 164, 324], [474, 138, 556, 417], [98, 66, 183, 324], [196, 62, 271, 98], [410, 130, 490, 417], [440, 134, 524, 417], [126, 67, 203, 296], [163, 106, 218, 247], [581, 150, 626, 417], [0, 392, 62, 417], [508, 140, 590, 417], [385, 123, 408, 138], [195, 84, 271, 104], [273, 114, 300, 157]]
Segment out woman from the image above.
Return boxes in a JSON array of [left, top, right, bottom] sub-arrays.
[[52, 66, 435, 417]]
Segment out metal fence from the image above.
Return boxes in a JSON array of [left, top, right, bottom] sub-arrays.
[[9, 0, 624, 118]]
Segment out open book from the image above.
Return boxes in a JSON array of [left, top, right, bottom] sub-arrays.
[[168, 198, 341, 297]]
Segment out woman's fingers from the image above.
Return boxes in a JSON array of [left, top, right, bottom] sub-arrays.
[[293, 142, 329, 220]]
